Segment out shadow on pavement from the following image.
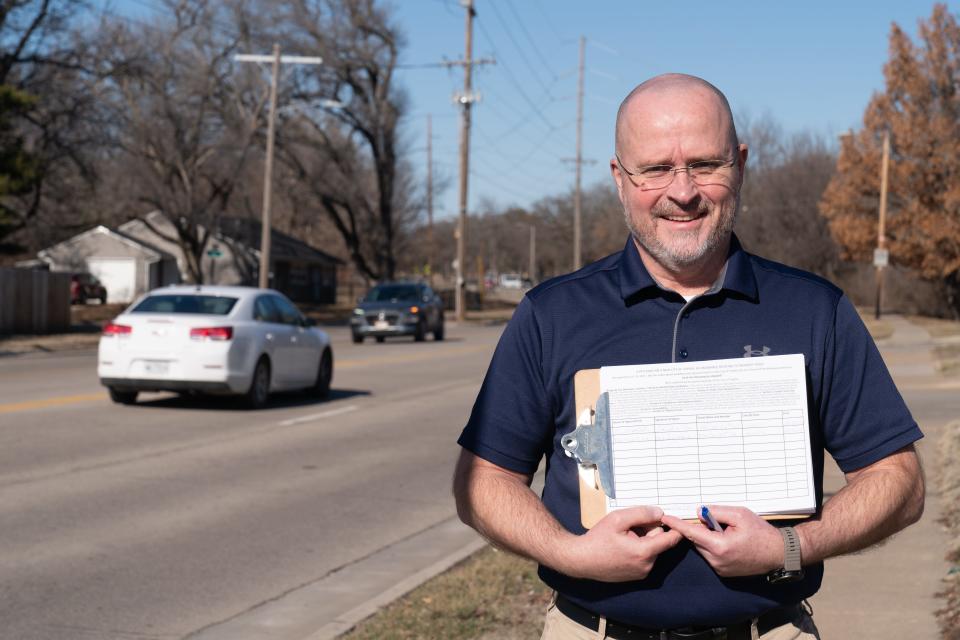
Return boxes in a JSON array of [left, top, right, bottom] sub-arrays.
[[130, 387, 370, 411]]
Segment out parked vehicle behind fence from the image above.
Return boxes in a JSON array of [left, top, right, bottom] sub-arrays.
[[71, 273, 107, 305]]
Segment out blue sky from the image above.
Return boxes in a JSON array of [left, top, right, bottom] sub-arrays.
[[106, 1, 951, 220], [391, 1, 949, 219]]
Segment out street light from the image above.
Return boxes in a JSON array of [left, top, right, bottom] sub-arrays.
[[234, 46, 324, 289]]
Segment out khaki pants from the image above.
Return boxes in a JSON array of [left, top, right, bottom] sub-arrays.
[[540, 599, 821, 640]]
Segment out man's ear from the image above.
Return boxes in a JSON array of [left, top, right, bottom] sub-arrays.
[[736, 143, 748, 186], [611, 157, 626, 200]]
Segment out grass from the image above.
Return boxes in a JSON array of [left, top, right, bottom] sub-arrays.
[[907, 315, 960, 377], [859, 315, 895, 341], [907, 315, 960, 339], [936, 420, 960, 639], [340, 546, 551, 640], [935, 344, 960, 376]]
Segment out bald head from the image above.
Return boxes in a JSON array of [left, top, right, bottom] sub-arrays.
[[615, 74, 738, 154]]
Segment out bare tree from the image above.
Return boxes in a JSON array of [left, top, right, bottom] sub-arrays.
[[736, 116, 839, 275], [95, 0, 266, 282], [255, 0, 415, 281]]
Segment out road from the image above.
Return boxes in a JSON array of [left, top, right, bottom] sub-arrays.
[[0, 323, 502, 640]]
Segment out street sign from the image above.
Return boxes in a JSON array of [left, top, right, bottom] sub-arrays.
[[873, 248, 889, 268], [207, 247, 223, 258]]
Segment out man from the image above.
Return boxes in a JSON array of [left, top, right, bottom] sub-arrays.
[[453, 74, 925, 639]]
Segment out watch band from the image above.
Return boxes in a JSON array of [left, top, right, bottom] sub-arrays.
[[779, 526, 802, 572]]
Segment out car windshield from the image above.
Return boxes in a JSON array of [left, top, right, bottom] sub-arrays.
[[364, 285, 419, 302], [131, 294, 238, 315]]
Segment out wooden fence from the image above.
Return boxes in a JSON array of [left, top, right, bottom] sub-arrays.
[[0, 268, 71, 335]]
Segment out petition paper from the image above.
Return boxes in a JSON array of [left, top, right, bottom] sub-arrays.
[[599, 354, 815, 520]]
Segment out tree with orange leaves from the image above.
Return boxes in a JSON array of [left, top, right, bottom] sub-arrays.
[[820, 4, 960, 317]]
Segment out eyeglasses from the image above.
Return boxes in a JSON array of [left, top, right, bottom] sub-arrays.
[[615, 154, 738, 191]]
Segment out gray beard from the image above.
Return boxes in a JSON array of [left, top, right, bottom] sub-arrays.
[[624, 198, 738, 272]]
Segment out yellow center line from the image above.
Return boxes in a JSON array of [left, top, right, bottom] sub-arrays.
[[0, 392, 108, 415], [0, 345, 494, 414]]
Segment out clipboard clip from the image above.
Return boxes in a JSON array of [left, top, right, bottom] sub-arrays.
[[561, 391, 615, 499]]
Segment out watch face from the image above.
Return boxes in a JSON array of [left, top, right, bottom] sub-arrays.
[[766, 568, 805, 584]]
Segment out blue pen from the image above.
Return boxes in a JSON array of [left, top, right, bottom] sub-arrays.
[[701, 505, 722, 532]]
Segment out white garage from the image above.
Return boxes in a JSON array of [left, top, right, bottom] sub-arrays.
[[86, 258, 137, 304], [34, 225, 180, 303]]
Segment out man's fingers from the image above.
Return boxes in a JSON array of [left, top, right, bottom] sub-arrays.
[[641, 527, 684, 554], [660, 515, 714, 547], [705, 505, 750, 525], [606, 506, 665, 530]]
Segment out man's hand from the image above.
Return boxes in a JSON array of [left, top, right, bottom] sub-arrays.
[[560, 507, 683, 582], [454, 451, 682, 583], [660, 506, 782, 577]]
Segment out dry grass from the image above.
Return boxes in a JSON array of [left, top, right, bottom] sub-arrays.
[[908, 315, 960, 339], [340, 546, 551, 640], [860, 316, 894, 341], [907, 315, 960, 377], [937, 420, 960, 639]]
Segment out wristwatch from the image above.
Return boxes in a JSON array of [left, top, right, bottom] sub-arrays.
[[766, 526, 805, 584]]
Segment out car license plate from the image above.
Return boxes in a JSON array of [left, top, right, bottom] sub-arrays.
[[374, 320, 389, 329], [144, 360, 169, 374]]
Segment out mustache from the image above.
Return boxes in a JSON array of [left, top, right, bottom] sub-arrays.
[[651, 200, 710, 218]]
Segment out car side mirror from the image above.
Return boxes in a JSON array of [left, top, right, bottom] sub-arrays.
[[302, 317, 316, 327]]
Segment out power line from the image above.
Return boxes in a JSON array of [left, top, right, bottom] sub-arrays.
[[486, 0, 555, 97], [474, 14, 555, 130], [471, 169, 542, 202], [532, 0, 566, 43], [500, 0, 560, 80]]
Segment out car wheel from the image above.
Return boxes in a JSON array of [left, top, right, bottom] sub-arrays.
[[351, 332, 363, 344], [414, 319, 426, 342], [245, 357, 271, 409], [433, 319, 445, 341], [313, 348, 333, 399], [100, 293, 107, 304], [375, 336, 385, 343], [108, 387, 138, 405]]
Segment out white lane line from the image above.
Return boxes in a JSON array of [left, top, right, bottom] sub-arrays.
[[277, 405, 359, 427]]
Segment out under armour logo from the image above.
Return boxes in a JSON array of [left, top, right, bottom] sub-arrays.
[[743, 345, 771, 357]]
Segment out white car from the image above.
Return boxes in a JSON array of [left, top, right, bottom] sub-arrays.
[[98, 285, 333, 408]]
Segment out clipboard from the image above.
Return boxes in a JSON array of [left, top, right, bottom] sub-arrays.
[[570, 367, 811, 529]]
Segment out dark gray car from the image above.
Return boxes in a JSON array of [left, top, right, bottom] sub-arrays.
[[350, 282, 445, 343]]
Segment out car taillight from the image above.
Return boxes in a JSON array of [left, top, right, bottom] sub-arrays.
[[190, 326, 233, 341], [103, 322, 132, 336]]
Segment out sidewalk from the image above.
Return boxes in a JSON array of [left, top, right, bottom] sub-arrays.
[[809, 314, 956, 638]]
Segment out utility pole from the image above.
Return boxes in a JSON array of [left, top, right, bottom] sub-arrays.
[[235, 46, 323, 289], [573, 35, 585, 272], [454, 0, 475, 322], [529, 224, 536, 284], [439, 1, 493, 319], [875, 130, 891, 319], [426, 114, 434, 286], [563, 36, 594, 272]]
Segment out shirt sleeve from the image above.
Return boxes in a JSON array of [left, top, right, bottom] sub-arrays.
[[457, 297, 554, 474], [819, 295, 923, 472]]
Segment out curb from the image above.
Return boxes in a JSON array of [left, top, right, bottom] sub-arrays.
[[305, 537, 489, 640]]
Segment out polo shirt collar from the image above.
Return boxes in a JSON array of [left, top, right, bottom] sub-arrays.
[[617, 234, 758, 301]]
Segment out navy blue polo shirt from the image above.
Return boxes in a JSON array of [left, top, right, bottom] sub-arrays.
[[458, 235, 922, 628]]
